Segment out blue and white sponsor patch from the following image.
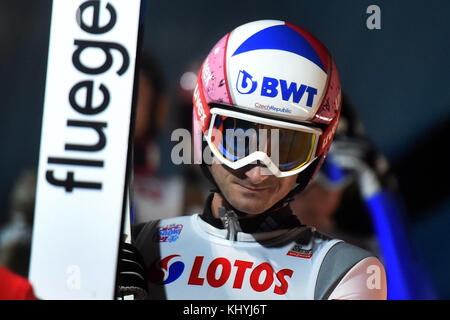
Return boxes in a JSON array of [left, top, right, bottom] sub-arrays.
[[154, 224, 184, 243]]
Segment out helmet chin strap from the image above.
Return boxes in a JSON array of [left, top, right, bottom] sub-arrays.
[[200, 155, 322, 218]]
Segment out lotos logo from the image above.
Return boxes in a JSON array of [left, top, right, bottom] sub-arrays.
[[149, 255, 294, 295], [188, 256, 293, 295], [235, 70, 318, 107], [148, 254, 185, 285]]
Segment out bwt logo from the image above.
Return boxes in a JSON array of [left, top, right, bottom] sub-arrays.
[[236, 70, 257, 94], [236, 70, 318, 107]]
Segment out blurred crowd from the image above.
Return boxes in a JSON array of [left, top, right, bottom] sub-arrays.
[[0, 51, 437, 300]]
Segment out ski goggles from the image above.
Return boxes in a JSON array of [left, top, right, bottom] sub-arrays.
[[205, 107, 322, 177]]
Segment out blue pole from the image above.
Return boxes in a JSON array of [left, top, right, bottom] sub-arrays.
[[364, 191, 437, 299]]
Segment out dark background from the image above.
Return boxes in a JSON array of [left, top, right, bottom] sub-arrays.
[[1, 0, 449, 297]]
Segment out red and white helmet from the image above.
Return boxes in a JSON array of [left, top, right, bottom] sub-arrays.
[[193, 20, 341, 187]]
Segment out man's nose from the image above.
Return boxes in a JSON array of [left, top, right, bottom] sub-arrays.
[[245, 164, 271, 184]]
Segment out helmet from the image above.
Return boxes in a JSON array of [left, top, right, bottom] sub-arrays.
[[193, 20, 342, 194]]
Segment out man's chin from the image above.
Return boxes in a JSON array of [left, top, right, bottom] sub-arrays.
[[230, 199, 270, 215]]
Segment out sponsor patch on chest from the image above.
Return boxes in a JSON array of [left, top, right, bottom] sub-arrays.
[[287, 243, 313, 259]]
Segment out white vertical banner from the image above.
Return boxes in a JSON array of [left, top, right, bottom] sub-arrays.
[[30, 0, 142, 299]]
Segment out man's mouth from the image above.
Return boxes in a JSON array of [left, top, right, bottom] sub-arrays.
[[236, 183, 271, 193]]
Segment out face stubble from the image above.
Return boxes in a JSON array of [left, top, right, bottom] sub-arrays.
[[209, 160, 298, 216]]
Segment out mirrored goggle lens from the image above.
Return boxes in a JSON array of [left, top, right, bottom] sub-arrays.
[[210, 115, 318, 172]]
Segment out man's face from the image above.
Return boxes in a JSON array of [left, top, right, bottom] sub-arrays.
[[209, 159, 298, 215]]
